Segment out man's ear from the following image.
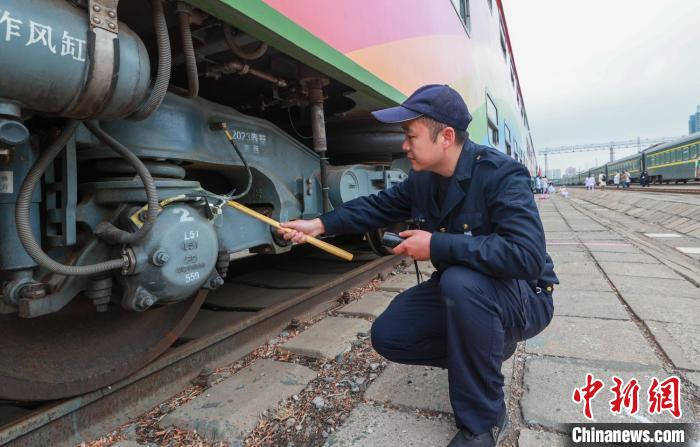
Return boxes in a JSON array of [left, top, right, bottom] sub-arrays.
[[442, 127, 456, 147]]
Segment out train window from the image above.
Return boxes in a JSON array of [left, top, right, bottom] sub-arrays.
[[691, 145, 698, 158], [451, 0, 471, 34], [504, 124, 512, 156], [486, 94, 499, 146], [683, 148, 689, 161]]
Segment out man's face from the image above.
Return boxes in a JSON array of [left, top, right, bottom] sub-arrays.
[[401, 119, 444, 172]]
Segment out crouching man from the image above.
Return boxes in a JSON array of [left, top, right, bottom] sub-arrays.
[[279, 85, 557, 447]]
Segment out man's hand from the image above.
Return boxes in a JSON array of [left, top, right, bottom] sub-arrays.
[[393, 229, 431, 261], [278, 218, 325, 244]]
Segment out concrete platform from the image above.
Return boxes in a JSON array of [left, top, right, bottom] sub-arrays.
[[280, 316, 371, 360], [553, 290, 629, 320], [526, 315, 659, 365], [364, 363, 452, 413], [590, 251, 660, 264], [554, 272, 612, 292], [337, 291, 396, 319], [162, 359, 316, 444], [521, 356, 695, 429], [324, 404, 456, 447], [518, 429, 568, 447], [596, 262, 683, 280], [646, 321, 700, 371], [608, 275, 700, 299], [622, 294, 700, 326], [377, 272, 422, 292], [402, 260, 437, 276]]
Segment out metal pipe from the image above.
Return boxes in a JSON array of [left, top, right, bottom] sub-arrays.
[[223, 24, 268, 60], [305, 79, 331, 213], [206, 61, 287, 88], [174, 1, 199, 98]]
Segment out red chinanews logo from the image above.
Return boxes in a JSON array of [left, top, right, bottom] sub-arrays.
[[572, 374, 682, 420]]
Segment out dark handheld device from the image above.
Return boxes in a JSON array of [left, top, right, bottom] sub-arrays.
[[381, 232, 405, 248]]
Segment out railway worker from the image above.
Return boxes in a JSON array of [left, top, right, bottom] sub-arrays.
[[640, 170, 649, 187], [614, 172, 621, 188], [279, 84, 557, 447]]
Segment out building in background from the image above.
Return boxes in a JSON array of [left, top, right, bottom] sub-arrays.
[[565, 166, 577, 177], [690, 105, 700, 134], [547, 169, 561, 179]]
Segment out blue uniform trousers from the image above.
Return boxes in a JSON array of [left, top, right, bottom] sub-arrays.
[[371, 265, 553, 435]]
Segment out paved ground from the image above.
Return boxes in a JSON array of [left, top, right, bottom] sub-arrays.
[[107, 192, 700, 446]]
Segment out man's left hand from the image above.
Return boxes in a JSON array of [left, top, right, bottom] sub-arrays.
[[393, 230, 432, 261]]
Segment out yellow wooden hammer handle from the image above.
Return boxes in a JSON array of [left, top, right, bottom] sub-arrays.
[[227, 200, 354, 261]]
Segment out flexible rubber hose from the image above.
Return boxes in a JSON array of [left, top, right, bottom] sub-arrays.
[[129, 0, 171, 120], [84, 121, 160, 244], [176, 6, 199, 98], [227, 138, 253, 200], [15, 121, 127, 276], [223, 25, 268, 60]]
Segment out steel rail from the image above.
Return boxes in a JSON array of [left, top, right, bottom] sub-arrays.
[[0, 254, 402, 447]]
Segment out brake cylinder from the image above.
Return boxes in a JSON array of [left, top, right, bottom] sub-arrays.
[[0, 0, 150, 119]]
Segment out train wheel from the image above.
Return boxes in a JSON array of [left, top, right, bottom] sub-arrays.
[[0, 290, 206, 401], [366, 223, 409, 256], [366, 229, 393, 256]]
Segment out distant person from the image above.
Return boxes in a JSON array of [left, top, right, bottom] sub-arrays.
[[598, 172, 606, 189], [640, 170, 649, 187], [560, 185, 570, 198], [585, 175, 593, 191], [535, 176, 542, 194], [622, 170, 631, 188], [613, 172, 620, 188]]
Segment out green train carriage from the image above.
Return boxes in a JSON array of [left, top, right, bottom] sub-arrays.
[[643, 133, 700, 184]]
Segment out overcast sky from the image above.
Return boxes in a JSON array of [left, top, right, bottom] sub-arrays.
[[502, 0, 700, 173]]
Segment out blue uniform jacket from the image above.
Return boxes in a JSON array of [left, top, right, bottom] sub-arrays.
[[320, 140, 558, 288]]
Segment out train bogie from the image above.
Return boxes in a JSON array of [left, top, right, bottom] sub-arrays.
[[0, 0, 534, 400]]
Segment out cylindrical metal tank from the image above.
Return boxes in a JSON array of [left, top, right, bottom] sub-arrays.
[[0, 0, 151, 119]]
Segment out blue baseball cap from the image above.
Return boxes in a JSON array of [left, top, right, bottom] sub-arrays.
[[371, 84, 472, 131]]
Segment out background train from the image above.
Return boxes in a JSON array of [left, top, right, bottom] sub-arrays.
[[0, 0, 535, 400], [563, 132, 700, 185]]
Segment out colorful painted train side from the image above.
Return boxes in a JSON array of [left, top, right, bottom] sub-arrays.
[[0, 0, 535, 400]]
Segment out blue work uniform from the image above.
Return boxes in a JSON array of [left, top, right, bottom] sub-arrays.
[[320, 140, 557, 435]]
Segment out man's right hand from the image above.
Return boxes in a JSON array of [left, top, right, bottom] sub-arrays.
[[278, 218, 325, 244]]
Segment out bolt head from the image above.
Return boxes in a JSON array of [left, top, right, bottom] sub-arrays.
[[153, 250, 170, 266], [108, 22, 116, 29], [93, 17, 102, 24], [107, 10, 116, 18], [93, 5, 101, 11]]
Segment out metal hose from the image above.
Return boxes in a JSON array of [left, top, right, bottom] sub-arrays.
[[129, 0, 172, 120], [15, 121, 127, 276], [223, 24, 268, 60], [84, 121, 160, 244], [175, 3, 199, 98]]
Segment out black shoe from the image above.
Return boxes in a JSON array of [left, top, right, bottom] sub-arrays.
[[447, 408, 509, 447]]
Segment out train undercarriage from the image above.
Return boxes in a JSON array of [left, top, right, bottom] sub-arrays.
[[0, 0, 408, 400]]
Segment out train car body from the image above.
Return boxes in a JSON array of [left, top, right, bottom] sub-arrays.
[[0, 0, 535, 400], [643, 133, 700, 184], [607, 152, 643, 184]]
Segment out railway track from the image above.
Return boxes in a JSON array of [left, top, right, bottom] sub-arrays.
[[0, 242, 403, 447]]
